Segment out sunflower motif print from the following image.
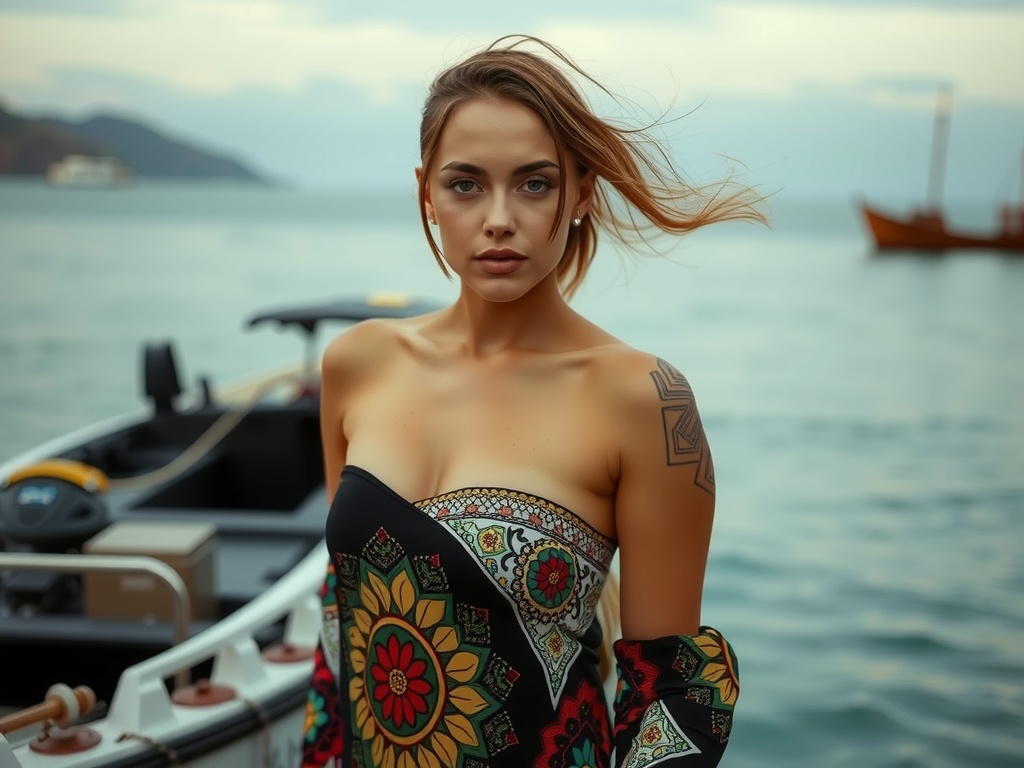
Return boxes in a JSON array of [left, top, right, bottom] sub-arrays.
[[323, 466, 740, 768], [335, 528, 512, 768]]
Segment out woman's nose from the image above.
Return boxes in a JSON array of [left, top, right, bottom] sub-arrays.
[[484, 193, 515, 237]]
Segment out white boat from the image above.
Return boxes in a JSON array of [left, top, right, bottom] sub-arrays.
[[46, 155, 132, 188], [0, 294, 439, 767]]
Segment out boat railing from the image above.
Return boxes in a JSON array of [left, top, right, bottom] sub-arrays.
[[99, 539, 324, 735], [2, 542, 324, 765], [0, 733, 17, 768], [0, 553, 192, 690]]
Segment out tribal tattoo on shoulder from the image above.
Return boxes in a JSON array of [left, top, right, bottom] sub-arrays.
[[649, 357, 715, 496]]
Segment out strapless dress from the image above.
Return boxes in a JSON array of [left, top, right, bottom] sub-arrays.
[[301, 465, 739, 768]]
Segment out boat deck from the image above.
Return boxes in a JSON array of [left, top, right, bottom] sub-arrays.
[[0, 399, 327, 707]]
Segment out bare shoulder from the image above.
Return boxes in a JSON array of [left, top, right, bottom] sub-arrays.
[[589, 348, 712, 489], [607, 351, 714, 495], [320, 316, 420, 385], [592, 347, 698, 405]]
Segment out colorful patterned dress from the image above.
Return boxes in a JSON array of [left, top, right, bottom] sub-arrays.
[[301, 465, 739, 768]]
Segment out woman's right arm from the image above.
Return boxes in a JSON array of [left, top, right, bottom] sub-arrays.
[[320, 329, 358, 503]]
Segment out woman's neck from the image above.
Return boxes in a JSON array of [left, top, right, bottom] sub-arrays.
[[442, 279, 579, 358]]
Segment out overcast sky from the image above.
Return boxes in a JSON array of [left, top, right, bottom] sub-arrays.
[[1, 0, 1022, 203]]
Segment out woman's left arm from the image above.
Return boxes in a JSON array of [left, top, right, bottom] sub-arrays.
[[611, 356, 739, 767]]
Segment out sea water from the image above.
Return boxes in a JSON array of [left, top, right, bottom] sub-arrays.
[[0, 179, 1022, 766]]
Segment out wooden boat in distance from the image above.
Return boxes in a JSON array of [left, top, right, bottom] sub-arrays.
[[860, 203, 1024, 252], [859, 86, 1024, 253]]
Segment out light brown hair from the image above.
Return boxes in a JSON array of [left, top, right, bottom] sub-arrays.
[[417, 34, 768, 299]]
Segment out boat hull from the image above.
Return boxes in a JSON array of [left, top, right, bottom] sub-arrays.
[[860, 204, 1024, 252]]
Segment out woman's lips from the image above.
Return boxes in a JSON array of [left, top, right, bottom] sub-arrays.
[[474, 250, 526, 275]]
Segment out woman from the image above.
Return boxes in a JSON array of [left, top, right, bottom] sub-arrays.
[[302, 35, 764, 768]]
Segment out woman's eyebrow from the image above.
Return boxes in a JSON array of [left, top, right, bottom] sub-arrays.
[[439, 160, 560, 176]]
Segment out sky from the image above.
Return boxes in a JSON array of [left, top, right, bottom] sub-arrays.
[[1, 0, 1023, 203]]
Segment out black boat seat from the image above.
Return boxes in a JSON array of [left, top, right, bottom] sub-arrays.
[[143, 340, 183, 414]]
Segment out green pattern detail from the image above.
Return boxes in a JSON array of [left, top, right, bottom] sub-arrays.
[[482, 711, 518, 755], [621, 701, 700, 768], [361, 527, 403, 571], [412, 553, 449, 592], [338, 552, 358, 590], [482, 654, 519, 701], [456, 603, 491, 645]]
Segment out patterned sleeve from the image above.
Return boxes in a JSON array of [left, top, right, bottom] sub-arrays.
[[612, 627, 739, 767], [300, 561, 344, 768]]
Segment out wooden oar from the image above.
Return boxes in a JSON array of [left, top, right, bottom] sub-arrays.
[[0, 685, 95, 735]]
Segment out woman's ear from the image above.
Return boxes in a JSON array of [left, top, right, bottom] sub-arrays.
[[575, 169, 597, 219], [416, 167, 436, 224]]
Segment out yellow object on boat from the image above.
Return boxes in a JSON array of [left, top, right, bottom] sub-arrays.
[[3, 459, 110, 493], [367, 292, 415, 308]]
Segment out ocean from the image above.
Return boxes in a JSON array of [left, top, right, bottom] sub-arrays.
[[1, 179, 1022, 766]]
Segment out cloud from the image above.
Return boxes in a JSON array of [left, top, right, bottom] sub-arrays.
[[1, 1, 1022, 112], [535, 3, 1024, 109], [0, 0, 1021, 199], [0, 1, 455, 102]]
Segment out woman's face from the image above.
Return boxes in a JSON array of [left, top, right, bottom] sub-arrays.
[[420, 97, 593, 303]]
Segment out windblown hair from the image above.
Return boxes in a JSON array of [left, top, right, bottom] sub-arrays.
[[417, 34, 768, 299]]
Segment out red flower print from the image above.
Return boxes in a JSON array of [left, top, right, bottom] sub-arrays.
[[370, 634, 433, 729], [540, 554, 569, 599]]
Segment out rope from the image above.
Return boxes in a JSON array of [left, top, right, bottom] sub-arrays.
[[116, 731, 180, 765], [114, 698, 272, 768], [108, 370, 303, 492], [241, 697, 273, 768]]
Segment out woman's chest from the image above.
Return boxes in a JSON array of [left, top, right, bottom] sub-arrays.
[[342, 360, 619, 536]]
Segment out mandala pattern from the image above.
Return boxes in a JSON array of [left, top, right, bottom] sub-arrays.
[[320, 561, 341, 677], [302, 641, 343, 768], [301, 563, 343, 768], [619, 701, 700, 768], [337, 528, 518, 768], [416, 489, 613, 705], [321, 467, 742, 768], [613, 627, 740, 765], [536, 679, 612, 768], [613, 639, 661, 737], [517, 541, 579, 619]]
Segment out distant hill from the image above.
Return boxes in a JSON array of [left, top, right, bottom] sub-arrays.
[[0, 100, 269, 183]]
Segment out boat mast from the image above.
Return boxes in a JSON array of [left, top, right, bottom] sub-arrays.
[[925, 85, 952, 214]]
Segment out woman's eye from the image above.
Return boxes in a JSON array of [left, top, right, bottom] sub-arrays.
[[522, 178, 551, 193], [450, 179, 478, 194]]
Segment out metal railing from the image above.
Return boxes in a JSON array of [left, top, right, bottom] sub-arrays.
[[0, 553, 192, 690]]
